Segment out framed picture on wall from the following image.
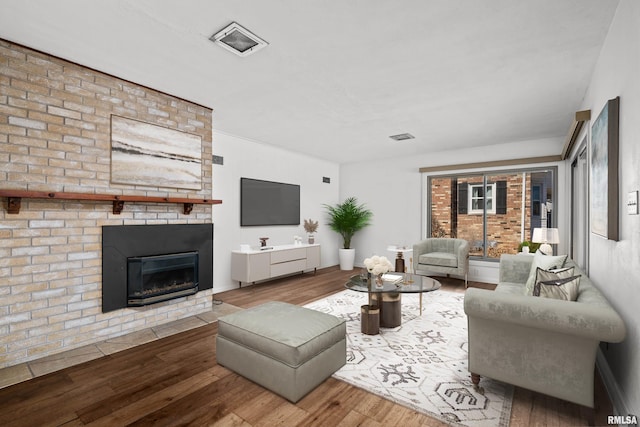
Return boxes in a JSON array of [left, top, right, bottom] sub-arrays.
[[110, 115, 203, 190], [590, 96, 620, 241]]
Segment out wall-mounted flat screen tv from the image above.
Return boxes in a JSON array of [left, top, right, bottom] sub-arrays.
[[241, 178, 300, 226]]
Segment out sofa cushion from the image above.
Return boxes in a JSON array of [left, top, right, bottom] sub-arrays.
[[533, 275, 581, 301], [418, 252, 458, 268], [524, 251, 568, 295]]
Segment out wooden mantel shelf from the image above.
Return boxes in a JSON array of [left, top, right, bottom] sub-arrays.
[[0, 189, 222, 215]]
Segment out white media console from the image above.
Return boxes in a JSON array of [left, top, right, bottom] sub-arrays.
[[231, 244, 320, 287]]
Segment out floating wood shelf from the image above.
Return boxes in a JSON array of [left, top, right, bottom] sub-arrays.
[[0, 189, 222, 215]]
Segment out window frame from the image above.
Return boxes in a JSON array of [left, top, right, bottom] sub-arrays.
[[468, 182, 497, 215], [424, 165, 558, 261]]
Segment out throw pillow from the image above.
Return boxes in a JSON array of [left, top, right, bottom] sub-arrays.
[[533, 275, 581, 301], [535, 266, 575, 284], [524, 251, 568, 295]]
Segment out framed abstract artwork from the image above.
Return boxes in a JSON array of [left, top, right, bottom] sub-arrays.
[[590, 96, 619, 241], [111, 115, 202, 190]]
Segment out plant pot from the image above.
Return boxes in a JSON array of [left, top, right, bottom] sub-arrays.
[[339, 248, 356, 270]]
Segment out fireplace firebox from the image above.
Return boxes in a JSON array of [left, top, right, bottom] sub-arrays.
[[127, 252, 199, 306], [102, 224, 213, 312]]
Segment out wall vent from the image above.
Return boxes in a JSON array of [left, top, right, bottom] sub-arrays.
[[389, 133, 415, 141], [212, 155, 224, 165]]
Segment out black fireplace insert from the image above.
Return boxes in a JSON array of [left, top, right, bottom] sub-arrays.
[[102, 224, 213, 312], [127, 251, 199, 306]]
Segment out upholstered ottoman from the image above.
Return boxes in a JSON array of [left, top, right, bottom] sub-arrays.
[[216, 301, 346, 402]]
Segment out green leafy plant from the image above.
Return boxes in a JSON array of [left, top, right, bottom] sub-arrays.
[[324, 197, 373, 249], [518, 241, 541, 253]]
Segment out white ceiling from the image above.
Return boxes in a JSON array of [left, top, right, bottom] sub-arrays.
[[0, 1, 619, 163]]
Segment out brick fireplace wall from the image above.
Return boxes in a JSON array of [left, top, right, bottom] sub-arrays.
[[0, 40, 214, 368]]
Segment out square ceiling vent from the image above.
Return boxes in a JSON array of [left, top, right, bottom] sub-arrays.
[[210, 22, 268, 57]]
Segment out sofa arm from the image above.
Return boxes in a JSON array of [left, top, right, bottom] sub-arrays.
[[464, 288, 626, 343], [456, 240, 470, 265]]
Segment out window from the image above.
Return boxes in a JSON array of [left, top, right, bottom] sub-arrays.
[[427, 167, 556, 260], [469, 183, 496, 214]]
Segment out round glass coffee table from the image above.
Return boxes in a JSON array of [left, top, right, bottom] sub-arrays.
[[345, 273, 441, 335]]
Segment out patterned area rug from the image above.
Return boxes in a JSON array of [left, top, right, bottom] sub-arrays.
[[305, 289, 513, 427]]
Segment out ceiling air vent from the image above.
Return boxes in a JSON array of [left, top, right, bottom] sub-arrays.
[[389, 133, 415, 141], [210, 22, 268, 57]]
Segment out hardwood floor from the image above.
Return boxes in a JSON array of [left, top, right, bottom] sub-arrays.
[[0, 267, 611, 426]]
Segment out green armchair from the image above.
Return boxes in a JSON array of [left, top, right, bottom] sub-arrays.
[[412, 238, 470, 287]]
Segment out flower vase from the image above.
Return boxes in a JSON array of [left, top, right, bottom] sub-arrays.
[[308, 234, 315, 244], [375, 274, 384, 289]]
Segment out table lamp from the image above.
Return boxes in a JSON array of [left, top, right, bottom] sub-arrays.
[[531, 228, 559, 255]]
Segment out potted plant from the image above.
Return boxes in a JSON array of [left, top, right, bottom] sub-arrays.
[[518, 241, 541, 253], [324, 197, 373, 270]]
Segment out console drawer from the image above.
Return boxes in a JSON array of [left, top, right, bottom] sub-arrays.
[[270, 247, 306, 264], [271, 259, 307, 277]]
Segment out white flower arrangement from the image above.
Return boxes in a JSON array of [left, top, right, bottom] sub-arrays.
[[363, 255, 393, 276]]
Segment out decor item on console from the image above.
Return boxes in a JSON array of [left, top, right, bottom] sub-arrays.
[[324, 197, 373, 270], [363, 255, 393, 288], [110, 116, 203, 190], [259, 237, 269, 247], [303, 218, 319, 244]]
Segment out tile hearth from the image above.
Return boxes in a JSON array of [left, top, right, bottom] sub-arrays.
[[0, 301, 242, 390]]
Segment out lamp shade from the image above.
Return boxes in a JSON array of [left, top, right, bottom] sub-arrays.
[[531, 228, 560, 244], [531, 228, 559, 255]]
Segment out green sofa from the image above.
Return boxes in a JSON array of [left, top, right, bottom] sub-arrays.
[[463, 254, 626, 408]]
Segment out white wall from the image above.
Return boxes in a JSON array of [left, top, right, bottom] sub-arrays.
[[207, 2, 640, 412], [577, 0, 640, 415], [339, 137, 567, 283], [212, 131, 340, 292]]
